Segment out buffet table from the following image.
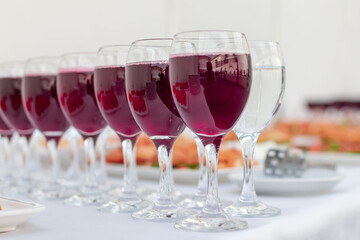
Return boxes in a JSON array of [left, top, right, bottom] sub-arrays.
[[3, 166, 360, 240]]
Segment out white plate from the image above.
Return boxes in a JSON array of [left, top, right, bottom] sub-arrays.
[[306, 152, 360, 165], [0, 197, 45, 232], [107, 164, 242, 184], [228, 168, 344, 195]]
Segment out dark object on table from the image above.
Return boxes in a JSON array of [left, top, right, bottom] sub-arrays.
[[264, 148, 306, 177]]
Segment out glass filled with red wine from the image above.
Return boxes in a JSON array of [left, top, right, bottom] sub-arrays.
[[22, 56, 71, 200], [57, 53, 107, 206], [169, 30, 251, 231], [126, 39, 194, 222], [94, 45, 149, 213], [0, 62, 34, 138], [0, 61, 35, 193], [225, 41, 285, 217]]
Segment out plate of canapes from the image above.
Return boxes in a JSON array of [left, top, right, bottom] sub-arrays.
[[254, 120, 360, 165]]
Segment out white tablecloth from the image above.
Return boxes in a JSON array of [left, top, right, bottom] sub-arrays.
[[4, 166, 360, 240]]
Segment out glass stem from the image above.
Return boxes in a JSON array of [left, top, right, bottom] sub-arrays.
[[2, 137, 11, 177], [69, 136, 81, 180], [194, 136, 207, 197], [84, 137, 97, 188], [168, 150, 175, 193], [237, 133, 260, 203], [203, 142, 221, 214], [9, 133, 20, 179], [96, 136, 108, 184], [122, 139, 137, 194], [19, 137, 32, 180], [156, 144, 173, 207], [0, 137, 4, 172], [47, 139, 59, 183], [0, 136, 4, 176]]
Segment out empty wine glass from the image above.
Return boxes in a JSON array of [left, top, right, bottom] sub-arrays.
[[57, 53, 108, 206], [126, 38, 194, 222], [225, 41, 285, 217], [169, 30, 251, 232], [22, 56, 71, 200], [94, 45, 149, 213]]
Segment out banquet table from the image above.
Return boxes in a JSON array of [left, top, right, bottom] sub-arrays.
[[3, 166, 360, 240]]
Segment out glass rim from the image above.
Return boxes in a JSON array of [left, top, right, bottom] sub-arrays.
[[131, 38, 173, 48], [173, 30, 246, 40], [98, 44, 131, 52], [25, 56, 60, 63], [60, 52, 97, 58], [248, 40, 280, 48]]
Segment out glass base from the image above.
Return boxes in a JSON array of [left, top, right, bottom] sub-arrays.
[[63, 186, 106, 207], [97, 181, 113, 192], [107, 186, 153, 198], [64, 194, 106, 207], [98, 199, 150, 214], [144, 190, 187, 203], [98, 189, 150, 213], [179, 196, 232, 210], [178, 197, 205, 210], [12, 177, 35, 195], [0, 185, 18, 197], [132, 203, 195, 222], [28, 182, 69, 200], [224, 200, 281, 218], [175, 210, 248, 232]]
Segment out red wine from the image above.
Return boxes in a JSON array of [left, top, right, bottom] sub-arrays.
[[169, 53, 251, 137], [126, 61, 185, 138], [57, 70, 107, 137], [0, 117, 13, 136], [94, 66, 141, 139], [0, 77, 34, 136], [22, 74, 70, 141]]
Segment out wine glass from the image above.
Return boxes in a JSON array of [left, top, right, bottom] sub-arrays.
[[125, 38, 194, 221], [57, 53, 108, 206], [0, 61, 35, 193], [94, 45, 149, 213], [169, 30, 251, 231], [21, 56, 71, 200], [225, 41, 285, 217]]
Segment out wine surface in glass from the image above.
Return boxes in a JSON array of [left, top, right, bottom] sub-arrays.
[[58, 70, 107, 136], [169, 53, 252, 137], [126, 61, 185, 137], [94, 66, 141, 138], [0, 77, 34, 136], [23, 75, 70, 141]]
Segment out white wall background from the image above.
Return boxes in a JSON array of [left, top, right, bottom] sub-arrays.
[[0, 0, 359, 118]]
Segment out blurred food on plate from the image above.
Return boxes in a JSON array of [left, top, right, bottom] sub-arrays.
[[256, 121, 360, 153], [106, 131, 255, 169]]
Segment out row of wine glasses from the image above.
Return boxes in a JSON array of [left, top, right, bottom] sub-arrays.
[[0, 30, 285, 232]]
